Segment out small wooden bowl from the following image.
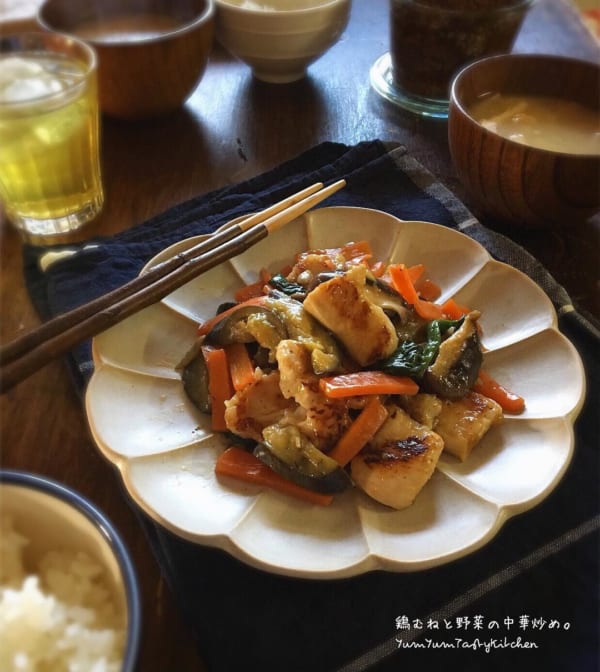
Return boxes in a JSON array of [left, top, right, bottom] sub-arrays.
[[38, 0, 214, 120], [448, 54, 600, 229]]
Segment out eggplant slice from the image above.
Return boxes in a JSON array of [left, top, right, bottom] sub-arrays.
[[205, 304, 287, 346], [180, 342, 211, 413], [255, 425, 352, 494], [422, 312, 483, 399]]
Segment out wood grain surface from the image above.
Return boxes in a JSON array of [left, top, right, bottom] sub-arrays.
[[448, 53, 600, 229], [38, 0, 215, 120], [1, 1, 598, 670]]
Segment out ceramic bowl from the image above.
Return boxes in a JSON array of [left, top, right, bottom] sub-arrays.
[[214, 0, 351, 83], [0, 469, 141, 671], [448, 53, 600, 228], [38, 0, 215, 119]]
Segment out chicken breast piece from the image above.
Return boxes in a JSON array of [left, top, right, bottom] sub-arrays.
[[351, 405, 444, 510], [434, 391, 503, 461], [303, 265, 398, 366], [276, 339, 351, 451], [224, 370, 294, 441]]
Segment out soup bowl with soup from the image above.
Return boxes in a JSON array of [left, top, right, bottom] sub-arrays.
[[38, 0, 214, 119], [448, 53, 600, 229]]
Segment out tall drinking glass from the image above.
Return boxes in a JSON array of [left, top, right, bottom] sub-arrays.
[[0, 32, 104, 242]]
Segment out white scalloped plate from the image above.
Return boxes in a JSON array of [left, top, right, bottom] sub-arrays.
[[85, 207, 586, 578]]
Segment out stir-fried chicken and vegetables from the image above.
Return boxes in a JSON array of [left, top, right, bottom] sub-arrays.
[[180, 241, 524, 509]]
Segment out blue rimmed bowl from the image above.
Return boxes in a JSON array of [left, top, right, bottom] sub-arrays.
[[0, 469, 141, 671]]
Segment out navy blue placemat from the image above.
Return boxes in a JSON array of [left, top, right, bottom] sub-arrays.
[[23, 141, 599, 672]]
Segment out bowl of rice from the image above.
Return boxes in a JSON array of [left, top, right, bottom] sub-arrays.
[[0, 469, 141, 671]]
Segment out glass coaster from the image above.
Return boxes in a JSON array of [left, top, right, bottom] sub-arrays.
[[370, 52, 449, 120]]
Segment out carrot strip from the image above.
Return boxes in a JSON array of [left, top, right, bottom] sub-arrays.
[[405, 264, 442, 301], [341, 240, 373, 261], [328, 396, 388, 466], [441, 298, 471, 319], [411, 298, 444, 321], [226, 343, 255, 392], [473, 369, 525, 414], [215, 447, 334, 506], [388, 264, 444, 321], [350, 254, 373, 266], [197, 295, 269, 336], [234, 268, 271, 302], [201, 346, 234, 431], [320, 371, 419, 398], [233, 283, 266, 302], [417, 278, 442, 302], [406, 264, 425, 284], [388, 263, 418, 302]]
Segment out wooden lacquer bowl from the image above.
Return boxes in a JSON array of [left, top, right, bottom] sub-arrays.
[[448, 54, 600, 229], [38, 0, 214, 120]]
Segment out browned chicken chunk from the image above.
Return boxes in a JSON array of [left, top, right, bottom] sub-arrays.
[[434, 392, 503, 461], [224, 370, 294, 441], [303, 265, 398, 366], [351, 404, 444, 509], [276, 339, 351, 451]]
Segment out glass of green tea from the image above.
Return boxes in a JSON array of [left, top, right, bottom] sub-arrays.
[[0, 32, 104, 242]]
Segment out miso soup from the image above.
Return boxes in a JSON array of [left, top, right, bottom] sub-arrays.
[[471, 93, 600, 155]]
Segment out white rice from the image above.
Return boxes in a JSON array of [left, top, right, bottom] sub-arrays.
[[0, 515, 125, 672]]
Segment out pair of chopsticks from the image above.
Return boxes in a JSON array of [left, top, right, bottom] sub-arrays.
[[0, 179, 346, 393]]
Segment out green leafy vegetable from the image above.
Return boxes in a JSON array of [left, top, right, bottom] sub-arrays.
[[268, 274, 305, 297], [379, 317, 464, 379]]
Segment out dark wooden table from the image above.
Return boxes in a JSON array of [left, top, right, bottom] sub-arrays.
[[1, 1, 598, 670]]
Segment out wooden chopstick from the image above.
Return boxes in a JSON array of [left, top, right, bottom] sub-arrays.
[[0, 181, 325, 368], [0, 179, 345, 393]]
